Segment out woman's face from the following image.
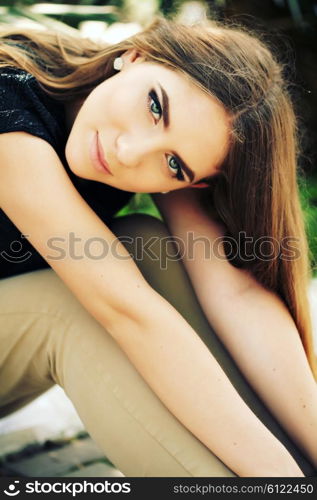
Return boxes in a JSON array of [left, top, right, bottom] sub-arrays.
[[65, 50, 231, 193]]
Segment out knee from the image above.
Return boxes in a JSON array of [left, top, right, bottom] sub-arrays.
[[109, 214, 168, 240], [109, 214, 182, 279]]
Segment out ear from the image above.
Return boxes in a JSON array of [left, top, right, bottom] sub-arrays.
[[191, 182, 210, 189], [120, 49, 145, 67]]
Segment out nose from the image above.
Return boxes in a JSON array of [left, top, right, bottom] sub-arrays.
[[115, 132, 162, 168]]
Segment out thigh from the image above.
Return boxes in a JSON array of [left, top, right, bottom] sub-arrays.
[[0, 269, 59, 415]]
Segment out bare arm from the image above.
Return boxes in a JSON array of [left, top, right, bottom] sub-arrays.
[[0, 132, 304, 476], [153, 188, 317, 468]]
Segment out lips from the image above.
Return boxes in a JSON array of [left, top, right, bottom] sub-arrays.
[[90, 131, 112, 175], [96, 133, 112, 174]]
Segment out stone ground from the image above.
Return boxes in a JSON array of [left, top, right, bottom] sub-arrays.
[[0, 386, 124, 477], [0, 280, 316, 477]]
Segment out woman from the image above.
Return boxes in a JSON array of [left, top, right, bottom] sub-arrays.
[[0, 16, 316, 477]]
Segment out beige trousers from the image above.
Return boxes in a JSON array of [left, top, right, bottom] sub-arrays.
[[0, 214, 316, 477]]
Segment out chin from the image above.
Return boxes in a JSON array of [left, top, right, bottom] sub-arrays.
[[116, 186, 138, 193], [65, 141, 86, 178]]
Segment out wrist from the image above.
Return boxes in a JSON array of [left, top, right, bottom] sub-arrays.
[[239, 441, 305, 477], [263, 448, 304, 478]]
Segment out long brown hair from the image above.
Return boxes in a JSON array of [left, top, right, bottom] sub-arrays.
[[0, 17, 316, 379]]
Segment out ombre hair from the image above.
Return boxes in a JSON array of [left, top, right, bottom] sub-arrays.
[[1, 16, 316, 379]]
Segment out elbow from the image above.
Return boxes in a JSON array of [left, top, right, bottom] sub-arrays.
[[90, 280, 155, 340]]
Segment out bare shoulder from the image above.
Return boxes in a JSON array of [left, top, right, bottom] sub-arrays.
[[0, 131, 130, 320], [0, 131, 74, 199], [0, 131, 84, 253]]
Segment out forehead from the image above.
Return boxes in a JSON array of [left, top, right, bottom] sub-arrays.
[[142, 63, 231, 176]]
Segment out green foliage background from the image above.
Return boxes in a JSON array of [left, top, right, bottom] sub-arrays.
[[301, 176, 317, 275]]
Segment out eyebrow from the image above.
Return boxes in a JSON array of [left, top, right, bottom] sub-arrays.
[[157, 82, 196, 183]]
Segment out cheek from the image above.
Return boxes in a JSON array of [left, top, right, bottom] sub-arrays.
[[75, 81, 112, 130], [111, 82, 145, 129], [81, 75, 145, 133]]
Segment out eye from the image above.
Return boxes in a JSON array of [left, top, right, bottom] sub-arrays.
[[166, 155, 185, 181], [147, 90, 162, 122], [147, 88, 186, 183]]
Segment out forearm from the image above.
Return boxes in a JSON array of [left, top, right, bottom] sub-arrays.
[[95, 289, 304, 477], [235, 291, 317, 468], [198, 282, 317, 469], [161, 197, 317, 469]]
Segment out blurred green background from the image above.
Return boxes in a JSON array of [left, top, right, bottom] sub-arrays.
[[1, 0, 316, 272]]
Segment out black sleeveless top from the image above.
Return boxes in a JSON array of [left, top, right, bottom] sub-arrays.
[[0, 67, 134, 279]]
